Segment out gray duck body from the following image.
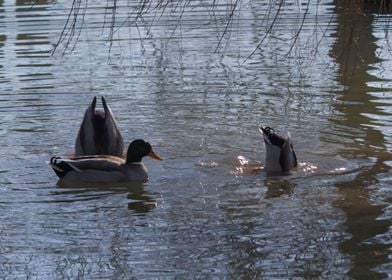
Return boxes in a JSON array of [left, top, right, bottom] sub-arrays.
[[260, 126, 297, 174], [50, 139, 161, 183], [75, 96, 124, 157]]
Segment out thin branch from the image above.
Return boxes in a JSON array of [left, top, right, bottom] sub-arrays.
[[243, 0, 284, 63], [52, 0, 78, 54], [215, 0, 239, 53], [286, 0, 310, 56], [70, 0, 88, 54], [108, 0, 118, 59]]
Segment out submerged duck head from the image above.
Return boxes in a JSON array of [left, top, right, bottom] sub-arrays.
[[126, 139, 162, 163], [259, 126, 297, 174], [75, 96, 124, 157]]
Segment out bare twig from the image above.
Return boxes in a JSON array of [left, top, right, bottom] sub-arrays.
[[52, 0, 391, 62], [108, 0, 118, 59], [215, 0, 239, 53], [52, 0, 78, 54], [286, 0, 310, 57], [243, 0, 284, 63]]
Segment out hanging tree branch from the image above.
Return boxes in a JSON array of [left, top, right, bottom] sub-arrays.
[[52, 0, 390, 61]]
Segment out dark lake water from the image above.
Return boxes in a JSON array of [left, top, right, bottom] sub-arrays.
[[1, 0, 392, 278]]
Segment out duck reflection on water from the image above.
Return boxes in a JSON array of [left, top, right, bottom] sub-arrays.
[[55, 179, 157, 214]]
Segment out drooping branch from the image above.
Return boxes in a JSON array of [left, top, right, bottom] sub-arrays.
[[52, 0, 87, 55], [243, 0, 284, 63], [51, 0, 391, 61]]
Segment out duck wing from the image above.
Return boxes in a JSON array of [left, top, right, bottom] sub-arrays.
[[279, 133, 297, 173], [50, 155, 125, 178]]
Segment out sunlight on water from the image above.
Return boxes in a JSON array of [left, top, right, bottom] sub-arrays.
[[231, 155, 263, 175], [333, 167, 347, 173], [0, 0, 391, 278], [299, 162, 318, 174], [237, 155, 249, 166], [197, 160, 219, 168]]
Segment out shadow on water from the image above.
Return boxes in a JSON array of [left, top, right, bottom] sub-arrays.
[[330, 1, 391, 278], [264, 177, 296, 199]]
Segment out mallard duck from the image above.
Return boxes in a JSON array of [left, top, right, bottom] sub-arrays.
[[259, 126, 297, 174], [50, 139, 161, 183], [75, 96, 124, 157]]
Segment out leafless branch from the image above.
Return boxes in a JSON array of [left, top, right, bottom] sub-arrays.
[[286, 0, 310, 56], [215, 0, 240, 53], [243, 0, 284, 63], [52, 0, 391, 62]]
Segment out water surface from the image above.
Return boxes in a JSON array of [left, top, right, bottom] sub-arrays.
[[0, 0, 392, 278]]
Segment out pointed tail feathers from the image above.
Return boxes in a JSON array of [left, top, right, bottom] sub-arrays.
[[49, 157, 81, 178]]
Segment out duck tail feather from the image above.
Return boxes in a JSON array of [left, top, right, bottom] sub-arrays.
[[49, 157, 80, 178], [66, 161, 82, 172]]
